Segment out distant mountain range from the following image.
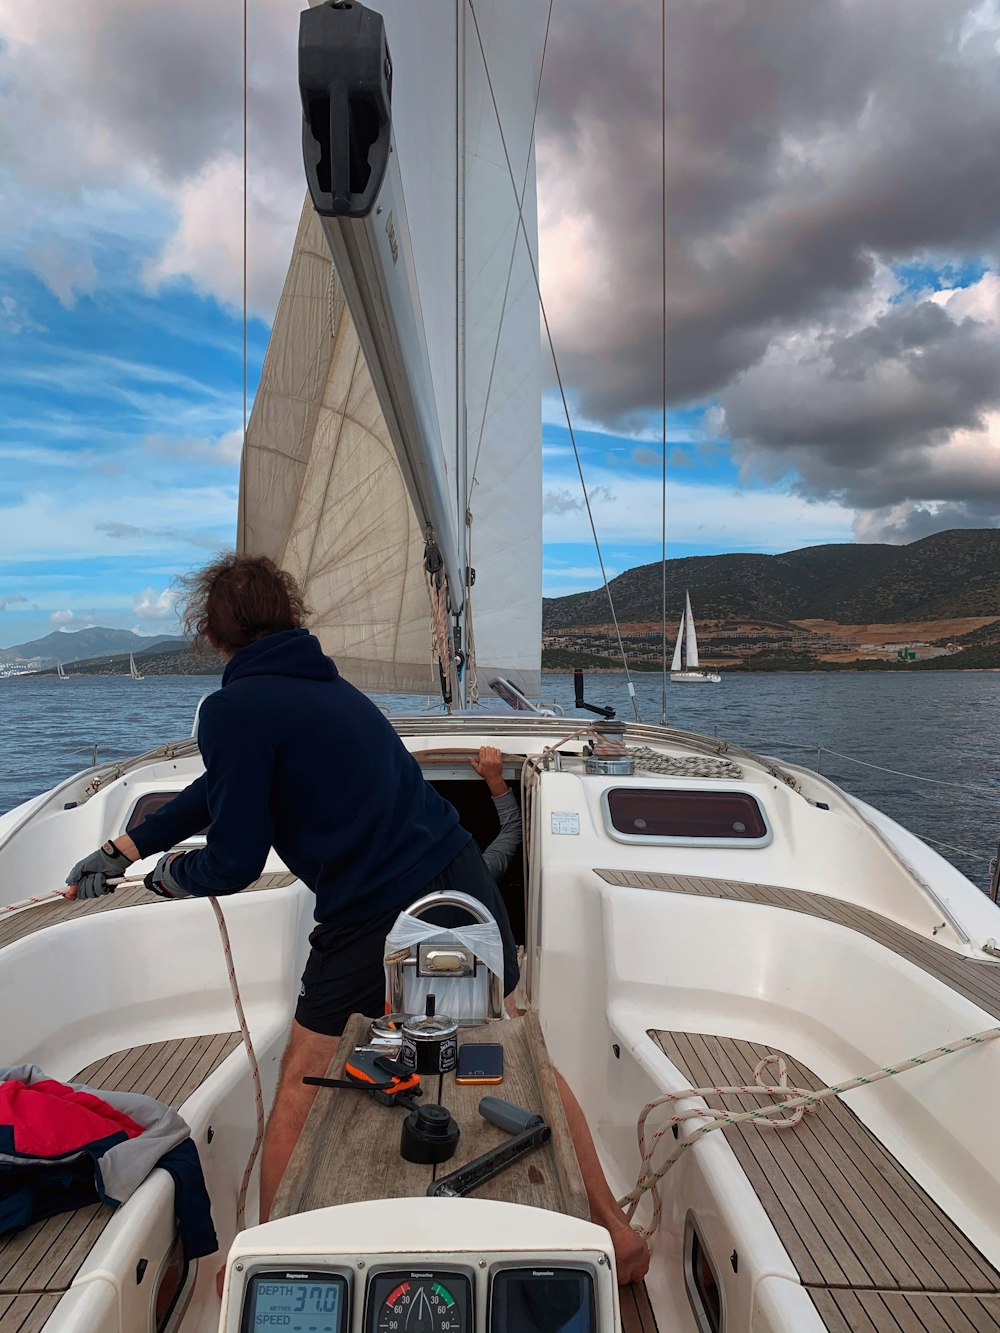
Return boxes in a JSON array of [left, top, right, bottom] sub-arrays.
[[0, 627, 182, 669], [543, 529, 1000, 630]]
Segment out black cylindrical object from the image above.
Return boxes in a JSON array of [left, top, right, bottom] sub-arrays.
[[400, 1103, 460, 1164], [399, 994, 458, 1075]]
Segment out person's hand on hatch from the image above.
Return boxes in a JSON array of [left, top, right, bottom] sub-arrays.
[[469, 745, 508, 797]]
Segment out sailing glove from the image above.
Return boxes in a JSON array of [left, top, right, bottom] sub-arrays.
[[144, 852, 190, 900], [66, 841, 132, 898]]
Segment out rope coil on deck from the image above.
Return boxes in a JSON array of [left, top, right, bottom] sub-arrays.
[[621, 1026, 1000, 1239]]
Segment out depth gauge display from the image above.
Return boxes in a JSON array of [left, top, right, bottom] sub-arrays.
[[365, 1269, 471, 1333], [241, 1271, 349, 1333]]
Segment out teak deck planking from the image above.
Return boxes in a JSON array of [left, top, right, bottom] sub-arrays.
[[0, 1032, 240, 1308], [652, 1028, 1000, 1332], [0, 871, 297, 953]]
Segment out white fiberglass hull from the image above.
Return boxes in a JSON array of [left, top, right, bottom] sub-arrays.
[[669, 669, 721, 683], [3, 716, 1000, 1333]]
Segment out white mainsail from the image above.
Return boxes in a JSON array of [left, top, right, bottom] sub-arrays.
[[684, 590, 700, 668], [241, 0, 544, 698]]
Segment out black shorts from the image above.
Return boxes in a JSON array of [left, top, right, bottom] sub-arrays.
[[294, 840, 520, 1037]]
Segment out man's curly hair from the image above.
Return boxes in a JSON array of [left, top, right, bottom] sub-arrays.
[[179, 553, 310, 656]]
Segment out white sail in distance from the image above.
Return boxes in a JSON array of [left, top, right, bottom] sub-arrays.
[[670, 612, 684, 672], [241, 0, 545, 698], [684, 591, 700, 668]]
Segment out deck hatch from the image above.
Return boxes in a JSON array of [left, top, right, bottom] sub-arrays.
[[602, 789, 770, 847]]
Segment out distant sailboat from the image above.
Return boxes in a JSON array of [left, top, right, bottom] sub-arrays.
[[129, 652, 144, 681], [670, 590, 721, 683], [56, 660, 66, 680]]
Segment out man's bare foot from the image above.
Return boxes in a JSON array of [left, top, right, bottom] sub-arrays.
[[610, 1222, 651, 1286]]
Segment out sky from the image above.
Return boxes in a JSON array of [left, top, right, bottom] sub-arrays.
[[1, 0, 999, 646]]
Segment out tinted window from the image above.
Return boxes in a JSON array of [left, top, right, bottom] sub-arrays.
[[607, 789, 767, 840], [126, 793, 207, 837]]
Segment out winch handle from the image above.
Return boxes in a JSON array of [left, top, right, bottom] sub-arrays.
[[403, 889, 498, 926], [479, 1096, 544, 1135]]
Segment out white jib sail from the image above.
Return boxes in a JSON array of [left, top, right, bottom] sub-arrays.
[[239, 203, 436, 695], [670, 612, 684, 672], [684, 591, 700, 669]]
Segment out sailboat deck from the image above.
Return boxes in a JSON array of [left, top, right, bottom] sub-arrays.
[[652, 1029, 1000, 1331], [273, 1011, 657, 1332], [595, 869, 1000, 1020], [0, 871, 298, 953], [0, 1033, 240, 1319]]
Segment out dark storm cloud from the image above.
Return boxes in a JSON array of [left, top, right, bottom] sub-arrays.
[[538, 0, 1000, 533]]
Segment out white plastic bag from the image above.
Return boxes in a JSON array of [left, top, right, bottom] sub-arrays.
[[383, 909, 505, 1022]]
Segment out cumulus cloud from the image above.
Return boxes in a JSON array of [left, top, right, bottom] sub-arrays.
[[96, 520, 224, 551], [144, 428, 243, 466], [49, 609, 76, 625], [534, 0, 1000, 535], [543, 484, 615, 515], [0, 0, 302, 318], [0, 595, 29, 610], [132, 587, 177, 620], [718, 271, 1000, 529], [539, 0, 1000, 416]]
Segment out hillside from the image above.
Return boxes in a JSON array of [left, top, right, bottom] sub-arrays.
[[543, 530, 1000, 630], [34, 642, 223, 677], [0, 627, 178, 669]]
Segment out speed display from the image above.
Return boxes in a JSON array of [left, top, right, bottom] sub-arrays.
[[365, 1270, 471, 1333], [242, 1272, 349, 1333]]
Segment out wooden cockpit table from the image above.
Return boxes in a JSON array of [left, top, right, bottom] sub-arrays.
[[272, 1011, 658, 1331], [273, 1011, 588, 1220]]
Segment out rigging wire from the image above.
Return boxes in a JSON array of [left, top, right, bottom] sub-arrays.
[[238, 0, 249, 544], [467, 0, 641, 720], [659, 0, 668, 726]]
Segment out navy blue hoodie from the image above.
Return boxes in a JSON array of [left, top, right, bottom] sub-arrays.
[[131, 630, 469, 925]]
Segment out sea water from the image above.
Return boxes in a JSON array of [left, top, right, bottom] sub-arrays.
[[1, 671, 997, 892]]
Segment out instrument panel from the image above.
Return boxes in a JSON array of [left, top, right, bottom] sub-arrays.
[[236, 1263, 598, 1333]]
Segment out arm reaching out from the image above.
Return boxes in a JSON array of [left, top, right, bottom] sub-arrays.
[[471, 747, 523, 881]]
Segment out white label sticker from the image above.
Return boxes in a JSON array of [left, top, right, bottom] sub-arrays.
[[551, 811, 580, 835]]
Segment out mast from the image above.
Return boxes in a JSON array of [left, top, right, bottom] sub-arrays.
[[684, 591, 700, 669]]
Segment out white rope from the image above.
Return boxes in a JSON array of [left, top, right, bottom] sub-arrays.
[[620, 1025, 1000, 1239], [3, 889, 66, 916], [209, 896, 264, 1233]]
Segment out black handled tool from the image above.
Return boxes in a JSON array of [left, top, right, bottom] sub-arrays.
[[427, 1097, 550, 1198]]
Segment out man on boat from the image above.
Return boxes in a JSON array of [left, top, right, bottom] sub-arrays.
[[65, 553, 520, 1225], [65, 555, 649, 1284]]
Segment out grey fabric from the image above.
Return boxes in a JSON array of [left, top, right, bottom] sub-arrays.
[[482, 790, 522, 881], [65, 844, 131, 899], [0, 1064, 193, 1207]]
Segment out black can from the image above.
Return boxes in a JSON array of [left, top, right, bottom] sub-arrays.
[[398, 1012, 459, 1075]]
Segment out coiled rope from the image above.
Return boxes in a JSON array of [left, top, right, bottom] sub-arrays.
[[620, 1025, 1000, 1239]]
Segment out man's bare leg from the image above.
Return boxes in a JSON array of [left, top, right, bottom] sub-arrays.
[[553, 1070, 650, 1286], [260, 1021, 342, 1223]]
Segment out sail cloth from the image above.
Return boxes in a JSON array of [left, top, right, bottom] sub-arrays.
[[240, 1, 544, 697], [238, 203, 435, 695]]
